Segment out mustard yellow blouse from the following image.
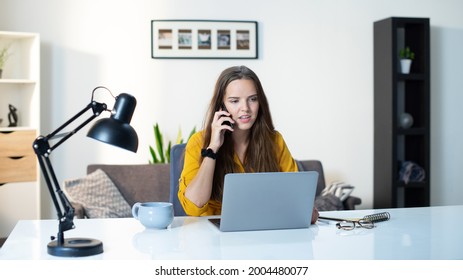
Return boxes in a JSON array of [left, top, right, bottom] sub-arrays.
[[177, 130, 298, 216]]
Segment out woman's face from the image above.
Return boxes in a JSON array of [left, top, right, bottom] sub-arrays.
[[222, 79, 259, 132]]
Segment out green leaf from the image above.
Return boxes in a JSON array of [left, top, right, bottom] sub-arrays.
[[154, 123, 165, 163], [149, 145, 159, 164], [399, 46, 415, 60], [0, 45, 12, 69], [188, 126, 196, 141], [165, 141, 172, 163], [176, 127, 183, 144], [149, 123, 196, 164]]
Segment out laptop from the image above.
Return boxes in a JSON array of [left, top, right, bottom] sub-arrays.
[[209, 171, 318, 232]]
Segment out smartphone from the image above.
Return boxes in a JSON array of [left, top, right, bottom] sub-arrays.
[[221, 104, 234, 129]]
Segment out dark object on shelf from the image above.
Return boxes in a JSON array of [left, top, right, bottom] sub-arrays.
[[374, 17, 430, 208], [399, 161, 425, 184], [8, 104, 18, 127], [399, 112, 414, 129]]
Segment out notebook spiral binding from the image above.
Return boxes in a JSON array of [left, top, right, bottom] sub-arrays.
[[363, 212, 390, 223]]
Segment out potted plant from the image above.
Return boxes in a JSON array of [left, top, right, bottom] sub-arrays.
[[399, 46, 415, 74], [0, 45, 11, 79], [149, 123, 196, 164]]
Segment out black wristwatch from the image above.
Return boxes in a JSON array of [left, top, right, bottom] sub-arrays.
[[201, 148, 217, 160]]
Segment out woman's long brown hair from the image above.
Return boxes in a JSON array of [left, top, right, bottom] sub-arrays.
[[202, 66, 280, 201]]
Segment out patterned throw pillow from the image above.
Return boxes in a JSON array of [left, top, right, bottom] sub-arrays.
[[63, 169, 132, 218]]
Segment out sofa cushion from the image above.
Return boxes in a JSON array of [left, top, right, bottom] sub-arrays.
[[87, 164, 170, 207], [63, 169, 132, 218], [314, 194, 343, 211]]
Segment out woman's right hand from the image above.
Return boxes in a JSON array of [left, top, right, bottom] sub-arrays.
[[209, 109, 234, 152]]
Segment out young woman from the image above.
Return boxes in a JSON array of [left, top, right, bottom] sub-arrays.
[[178, 65, 319, 223]]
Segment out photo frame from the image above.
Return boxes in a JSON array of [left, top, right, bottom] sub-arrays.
[[151, 20, 258, 59]]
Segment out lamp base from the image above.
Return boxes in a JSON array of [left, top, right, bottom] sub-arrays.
[[47, 237, 103, 257]]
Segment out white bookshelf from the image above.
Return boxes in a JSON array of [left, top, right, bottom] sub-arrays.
[[0, 31, 40, 238]]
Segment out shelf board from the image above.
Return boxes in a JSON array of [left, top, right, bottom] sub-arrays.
[[0, 127, 37, 132], [397, 181, 427, 188], [0, 79, 37, 84], [0, 31, 37, 39], [398, 73, 426, 81], [397, 127, 427, 135]]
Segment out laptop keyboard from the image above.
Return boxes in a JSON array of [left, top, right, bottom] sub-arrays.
[[208, 218, 221, 228]]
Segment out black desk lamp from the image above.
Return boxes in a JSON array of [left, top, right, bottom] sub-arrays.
[[32, 86, 138, 257]]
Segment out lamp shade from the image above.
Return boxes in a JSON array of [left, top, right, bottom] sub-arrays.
[[87, 93, 138, 152]]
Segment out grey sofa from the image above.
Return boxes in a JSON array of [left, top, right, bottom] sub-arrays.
[[70, 159, 360, 218]]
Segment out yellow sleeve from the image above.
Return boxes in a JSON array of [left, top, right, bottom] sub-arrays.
[[177, 131, 217, 216], [274, 131, 298, 172]]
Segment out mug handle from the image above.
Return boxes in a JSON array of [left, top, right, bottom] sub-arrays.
[[132, 202, 142, 219]]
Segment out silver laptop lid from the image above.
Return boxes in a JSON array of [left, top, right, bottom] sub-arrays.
[[217, 171, 318, 232]]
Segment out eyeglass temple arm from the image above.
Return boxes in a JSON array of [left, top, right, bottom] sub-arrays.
[[318, 216, 359, 222]]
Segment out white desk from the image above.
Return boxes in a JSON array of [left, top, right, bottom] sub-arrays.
[[1, 205, 462, 260]]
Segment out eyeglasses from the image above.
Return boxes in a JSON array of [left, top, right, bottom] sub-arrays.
[[319, 212, 390, 231], [336, 219, 375, 230]]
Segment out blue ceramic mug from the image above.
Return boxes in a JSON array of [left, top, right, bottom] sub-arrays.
[[132, 202, 174, 229]]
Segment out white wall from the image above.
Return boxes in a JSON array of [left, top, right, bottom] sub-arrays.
[[1, 0, 462, 218]]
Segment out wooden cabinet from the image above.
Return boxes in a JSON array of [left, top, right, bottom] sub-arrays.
[[373, 17, 430, 208], [0, 31, 40, 238], [0, 130, 37, 183]]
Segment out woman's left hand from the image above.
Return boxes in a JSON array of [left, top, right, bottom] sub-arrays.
[[311, 207, 319, 224]]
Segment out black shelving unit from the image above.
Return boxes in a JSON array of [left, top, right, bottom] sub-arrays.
[[373, 17, 430, 208]]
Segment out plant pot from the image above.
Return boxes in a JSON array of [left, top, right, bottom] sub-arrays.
[[400, 59, 412, 74], [0, 69, 3, 79]]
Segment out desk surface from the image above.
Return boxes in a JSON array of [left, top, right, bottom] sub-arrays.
[[1, 205, 462, 260]]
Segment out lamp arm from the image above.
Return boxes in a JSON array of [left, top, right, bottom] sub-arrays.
[[45, 101, 108, 153], [36, 154, 74, 244], [32, 100, 108, 245]]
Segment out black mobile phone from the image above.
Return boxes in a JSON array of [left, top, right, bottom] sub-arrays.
[[221, 104, 234, 129]]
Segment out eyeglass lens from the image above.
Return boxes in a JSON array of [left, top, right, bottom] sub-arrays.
[[336, 220, 374, 230]]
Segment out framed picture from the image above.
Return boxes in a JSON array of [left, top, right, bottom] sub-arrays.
[[151, 20, 258, 59]]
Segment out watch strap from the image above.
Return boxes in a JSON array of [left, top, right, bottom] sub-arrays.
[[201, 148, 217, 160]]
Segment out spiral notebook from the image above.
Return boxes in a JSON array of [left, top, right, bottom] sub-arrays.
[[209, 171, 319, 232], [319, 212, 391, 223]]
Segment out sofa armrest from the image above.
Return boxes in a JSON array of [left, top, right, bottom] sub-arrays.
[[343, 196, 362, 210]]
